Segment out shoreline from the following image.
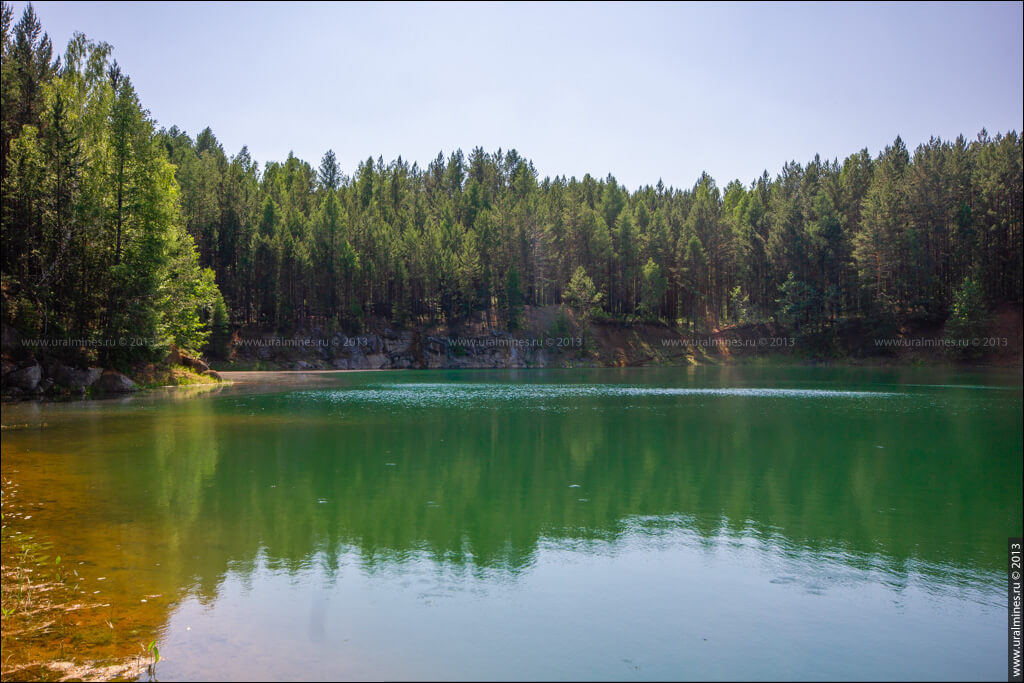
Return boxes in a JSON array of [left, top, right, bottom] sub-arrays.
[[2, 361, 1020, 407]]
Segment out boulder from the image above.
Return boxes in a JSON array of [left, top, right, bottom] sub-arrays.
[[179, 354, 209, 374], [51, 363, 103, 389], [6, 362, 42, 391], [94, 370, 137, 393], [165, 346, 183, 366]]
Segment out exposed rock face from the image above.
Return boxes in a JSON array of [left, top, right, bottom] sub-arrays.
[[50, 363, 103, 389], [5, 362, 42, 391], [189, 358, 210, 374], [166, 345, 211, 374], [94, 370, 138, 393], [165, 346, 183, 366], [1, 338, 226, 401], [229, 328, 568, 371]]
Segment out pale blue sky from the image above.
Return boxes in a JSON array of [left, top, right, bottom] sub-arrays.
[[12, 1, 1024, 189]]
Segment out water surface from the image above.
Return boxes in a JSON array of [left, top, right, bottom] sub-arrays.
[[2, 366, 1021, 680]]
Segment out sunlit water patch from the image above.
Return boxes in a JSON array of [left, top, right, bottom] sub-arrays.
[[293, 382, 902, 409]]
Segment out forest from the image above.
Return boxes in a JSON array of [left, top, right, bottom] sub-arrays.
[[2, 3, 1021, 365]]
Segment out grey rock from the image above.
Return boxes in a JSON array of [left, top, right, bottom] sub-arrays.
[[6, 362, 42, 391], [94, 370, 137, 393], [364, 353, 389, 369], [346, 346, 367, 367], [389, 354, 414, 369], [51, 364, 102, 389]]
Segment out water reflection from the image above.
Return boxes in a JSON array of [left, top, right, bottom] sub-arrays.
[[1, 368, 1020, 679]]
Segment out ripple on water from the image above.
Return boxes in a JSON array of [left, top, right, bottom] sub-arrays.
[[291, 383, 901, 409]]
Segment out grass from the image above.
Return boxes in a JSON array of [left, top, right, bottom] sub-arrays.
[[135, 363, 223, 389]]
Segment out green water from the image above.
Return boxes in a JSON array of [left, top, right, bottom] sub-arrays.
[[2, 367, 1021, 680]]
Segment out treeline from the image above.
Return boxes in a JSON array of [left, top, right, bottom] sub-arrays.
[[2, 3, 1022, 364], [0, 4, 224, 364], [167, 125, 1021, 337]]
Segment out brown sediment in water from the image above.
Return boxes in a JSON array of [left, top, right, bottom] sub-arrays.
[[1, 469, 169, 681]]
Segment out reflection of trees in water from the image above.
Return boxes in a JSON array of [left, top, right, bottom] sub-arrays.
[[73, 391, 1021, 600]]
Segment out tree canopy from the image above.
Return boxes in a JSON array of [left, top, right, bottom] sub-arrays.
[[2, 3, 1021, 364]]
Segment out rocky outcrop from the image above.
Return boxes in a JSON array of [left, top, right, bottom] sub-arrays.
[[165, 346, 183, 366], [185, 356, 209, 374], [166, 346, 210, 374], [5, 362, 42, 391], [2, 341, 218, 402], [50, 363, 103, 390], [94, 370, 138, 394], [2, 358, 109, 400], [230, 327, 568, 371]]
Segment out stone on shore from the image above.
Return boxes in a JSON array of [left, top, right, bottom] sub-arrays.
[[5, 362, 42, 391], [94, 370, 138, 393]]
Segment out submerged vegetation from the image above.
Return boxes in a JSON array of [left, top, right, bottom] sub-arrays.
[[1, 475, 153, 681]]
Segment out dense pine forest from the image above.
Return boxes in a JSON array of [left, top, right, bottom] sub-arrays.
[[2, 4, 1021, 366]]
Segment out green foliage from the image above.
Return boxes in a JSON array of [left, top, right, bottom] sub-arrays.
[[1, 3, 1021, 356], [505, 266, 523, 329], [727, 285, 752, 325], [547, 309, 572, 339], [639, 258, 666, 319], [946, 276, 989, 357], [0, 5, 225, 367], [775, 272, 822, 331], [204, 291, 231, 359], [564, 267, 603, 321]]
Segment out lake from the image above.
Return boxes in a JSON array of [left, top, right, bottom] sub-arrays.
[[1, 366, 1021, 681]]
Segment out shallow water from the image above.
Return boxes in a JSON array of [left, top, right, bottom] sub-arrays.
[[1, 366, 1021, 680]]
